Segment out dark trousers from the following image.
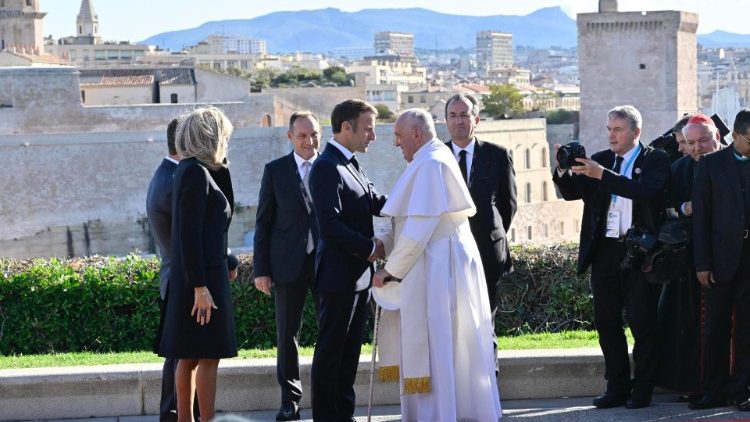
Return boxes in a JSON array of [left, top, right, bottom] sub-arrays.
[[591, 238, 662, 396], [311, 290, 370, 422], [702, 241, 750, 398], [274, 253, 318, 404]]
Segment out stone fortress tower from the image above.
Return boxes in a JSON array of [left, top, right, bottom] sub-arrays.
[[0, 0, 46, 53], [578, 0, 698, 151]]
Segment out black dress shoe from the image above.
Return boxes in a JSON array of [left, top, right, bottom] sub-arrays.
[[592, 392, 628, 409], [276, 401, 300, 421], [626, 389, 652, 409], [738, 398, 750, 411], [688, 394, 726, 410], [677, 393, 702, 403]]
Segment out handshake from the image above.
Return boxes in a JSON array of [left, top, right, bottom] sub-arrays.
[[368, 237, 386, 263], [368, 237, 398, 288]]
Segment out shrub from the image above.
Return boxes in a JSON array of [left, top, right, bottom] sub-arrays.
[[0, 244, 591, 355]]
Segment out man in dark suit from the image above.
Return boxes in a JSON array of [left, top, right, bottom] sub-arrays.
[[691, 109, 750, 410], [444, 93, 517, 321], [253, 111, 322, 421], [658, 115, 722, 396], [146, 119, 197, 422], [308, 99, 387, 422], [553, 105, 670, 409]]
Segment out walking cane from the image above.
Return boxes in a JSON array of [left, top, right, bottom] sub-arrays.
[[367, 304, 382, 422]]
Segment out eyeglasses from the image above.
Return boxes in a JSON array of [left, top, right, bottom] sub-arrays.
[[735, 131, 750, 145]]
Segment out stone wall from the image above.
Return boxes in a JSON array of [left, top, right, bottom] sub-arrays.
[[0, 119, 583, 258], [577, 10, 698, 152], [0, 67, 276, 135]]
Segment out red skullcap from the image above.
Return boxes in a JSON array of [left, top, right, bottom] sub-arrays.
[[687, 114, 716, 127]]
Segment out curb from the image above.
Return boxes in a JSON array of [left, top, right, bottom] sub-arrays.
[[0, 348, 606, 421]]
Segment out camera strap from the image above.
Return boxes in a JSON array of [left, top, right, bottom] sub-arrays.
[[611, 143, 641, 204]]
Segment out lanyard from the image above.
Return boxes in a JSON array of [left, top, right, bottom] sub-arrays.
[[611, 144, 640, 204]]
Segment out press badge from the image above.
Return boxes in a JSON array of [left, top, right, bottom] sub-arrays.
[[606, 210, 621, 238]]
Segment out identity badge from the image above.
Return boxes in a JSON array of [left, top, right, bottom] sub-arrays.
[[606, 210, 621, 238]]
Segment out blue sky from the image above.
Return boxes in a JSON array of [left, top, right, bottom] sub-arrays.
[[42, 0, 746, 43]]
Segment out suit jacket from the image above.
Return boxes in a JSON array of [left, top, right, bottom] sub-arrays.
[[669, 155, 696, 217], [309, 143, 387, 293], [146, 158, 177, 299], [254, 152, 318, 285], [447, 139, 517, 278], [553, 143, 670, 274], [692, 147, 748, 281]]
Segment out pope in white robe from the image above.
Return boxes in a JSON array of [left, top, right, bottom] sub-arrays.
[[372, 109, 502, 422]]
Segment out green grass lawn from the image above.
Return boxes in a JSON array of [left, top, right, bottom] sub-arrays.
[[0, 330, 633, 370]]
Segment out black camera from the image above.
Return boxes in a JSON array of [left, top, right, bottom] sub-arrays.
[[649, 130, 680, 162], [557, 142, 587, 170], [621, 228, 659, 271]]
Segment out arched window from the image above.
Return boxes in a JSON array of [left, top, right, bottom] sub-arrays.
[[542, 181, 548, 201], [525, 183, 532, 203], [527, 226, 533, 240], [541, 147, 548, 167], [170, 93, 178, 104], [524, 148, 531, 169], [261, 114, 272, 127]]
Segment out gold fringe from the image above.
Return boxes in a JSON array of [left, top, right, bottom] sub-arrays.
[[403, 376, 432, 394], [378, 365, 400, 382]]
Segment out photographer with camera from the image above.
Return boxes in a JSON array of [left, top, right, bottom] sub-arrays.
[[690, 109, 750, 411], [552, 105, 670, 409]]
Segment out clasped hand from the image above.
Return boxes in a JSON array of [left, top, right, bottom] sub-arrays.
[[369, 237, 385, 262]]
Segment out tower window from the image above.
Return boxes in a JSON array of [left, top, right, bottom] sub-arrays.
[[26, 0, 32, 6], [170, 93, 178, 104], [639, 64, 646, 70]]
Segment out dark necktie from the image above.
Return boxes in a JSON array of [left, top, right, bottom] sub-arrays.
[[612, 156, 624, 174], [459, 150, 468, 183], [350, 156, 361, 172]]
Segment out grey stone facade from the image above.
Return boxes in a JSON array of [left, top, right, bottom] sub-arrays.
[[578, 9, 698, 151]]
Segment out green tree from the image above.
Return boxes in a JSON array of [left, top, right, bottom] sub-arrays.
[[482, 84, 524, 118], [323, 66, 348, 85], [374, 103, 394, 121]]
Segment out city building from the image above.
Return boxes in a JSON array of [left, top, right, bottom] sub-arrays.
[[476, 30, 513, 75], [190, 34, 267, 56], [374, 31, 415, 60], [45, 0, 153, 67]]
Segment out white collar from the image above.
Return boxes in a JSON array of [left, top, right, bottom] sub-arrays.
[[293, 151, 317, 169], [165, 156, 179, 165], [619, 142, 640, 162], [451, 137, 476, 156], [328, 138, 355, 161]]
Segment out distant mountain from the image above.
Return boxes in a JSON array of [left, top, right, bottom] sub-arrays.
[[697, 30, 750, 48], [140, 7, 578, 52]]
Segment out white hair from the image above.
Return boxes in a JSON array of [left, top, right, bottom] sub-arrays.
[[682, 122, 719, 140], [399, 108, 437, 139], [176, 106, 233, 170], [608, 105, 642, 130]]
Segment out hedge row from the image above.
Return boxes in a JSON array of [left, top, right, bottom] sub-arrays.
[[0, 244, 592, 355]]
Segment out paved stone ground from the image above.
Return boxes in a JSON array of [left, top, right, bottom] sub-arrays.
[[24, 395, 750, 422]]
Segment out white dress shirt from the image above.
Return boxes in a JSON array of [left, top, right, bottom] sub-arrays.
[[450, 138, 476, 180], [608, 144, 640, 235]]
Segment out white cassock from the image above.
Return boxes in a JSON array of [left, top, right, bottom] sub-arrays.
[[374, 138, 502, 422]]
